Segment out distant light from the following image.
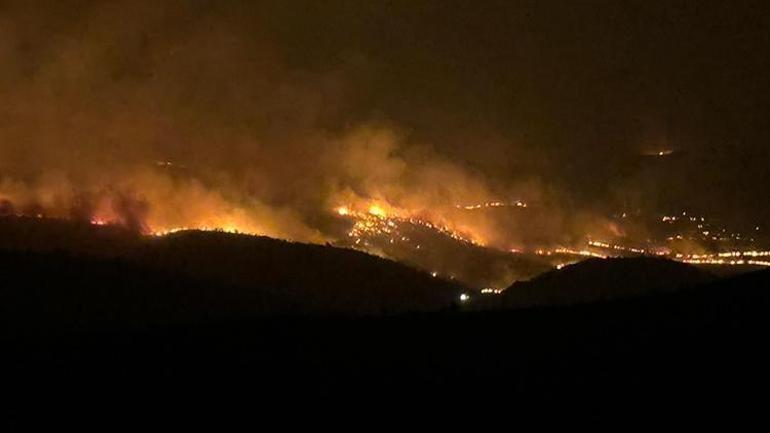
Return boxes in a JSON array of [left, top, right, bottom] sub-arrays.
[[431, 271, 438, 277], [336, 206, 350, 216], [459, 293, 470, 302], [642, 149, 674, 157]]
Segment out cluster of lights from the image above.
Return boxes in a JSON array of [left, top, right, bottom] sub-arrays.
[[662, 214, 706, 223], [657, 212, 757, 244], [89, 218, 109, 226], [150, 226, 250, 237], [480, 288, 504, 294], [680, 258, 770, 267], [587, 240, 658, 255], [674, 250, 770, 267], [535, 247, 607, 259], [717, 250, 770, 257], [455, 200, 527, 210], [545, 238, 770, 270], [667, 232, 753, 243]]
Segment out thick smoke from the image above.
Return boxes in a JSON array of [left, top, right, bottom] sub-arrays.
[[0, 0, 621, 250]]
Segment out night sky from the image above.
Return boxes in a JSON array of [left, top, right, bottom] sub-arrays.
[[1, 0, 769, 238], [269, 0, 770, 223]]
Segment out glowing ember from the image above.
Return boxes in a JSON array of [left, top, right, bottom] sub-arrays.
[[90, 218, 108, 226]]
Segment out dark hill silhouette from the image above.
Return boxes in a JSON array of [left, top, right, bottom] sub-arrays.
[[503, 256, 716, 308], [0, 216, 550, 291], [1, 215, 769, 397], [0, 217, 465, 324], [140, 230, 465, 314], [650, 266, 770, 315], [0, 216, 142, 257], [0, 250, 299, 336], [5, 267, 770, 398]]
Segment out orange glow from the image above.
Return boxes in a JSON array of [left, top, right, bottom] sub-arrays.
[[368, 204, 387, 217]]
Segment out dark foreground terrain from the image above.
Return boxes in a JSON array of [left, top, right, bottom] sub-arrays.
[[503, 256, 717, 307], [1, 218, 770, 400], [4, 262, 770, 400], [0, 217, 465, 317]]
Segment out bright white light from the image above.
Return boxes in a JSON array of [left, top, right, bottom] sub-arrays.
[[459, 293, 470, 302]]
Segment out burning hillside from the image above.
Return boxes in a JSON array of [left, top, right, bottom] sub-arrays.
[[328, 202, 551, 288], [1, 0, 768, 292], [2, 170, 768, 291], [0, 181, 552, 289]]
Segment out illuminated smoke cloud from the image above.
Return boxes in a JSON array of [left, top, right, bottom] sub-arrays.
[[0, 0, 660, 258]]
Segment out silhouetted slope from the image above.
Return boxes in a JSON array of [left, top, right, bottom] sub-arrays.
[[0, 250, 298, 335], [138, 231, 465, 313], [0, 217, 465, 322], [0, 216, 142, 256], [651, 266, 770, 316], [6, 268, 770, 398], [503, 257, 715, 308]]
